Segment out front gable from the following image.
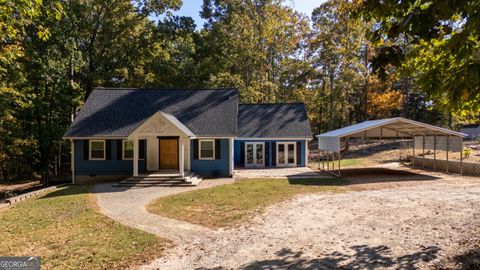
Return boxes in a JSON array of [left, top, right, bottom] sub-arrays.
[[129, 112, 195, 139]]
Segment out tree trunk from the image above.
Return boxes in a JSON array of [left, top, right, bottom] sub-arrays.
[[402, 76, 409, 117], [328, 68, 334, 130], [363, 44, 369, 121]]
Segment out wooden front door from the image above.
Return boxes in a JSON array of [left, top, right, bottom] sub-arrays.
[[159, 139, 178, 169]]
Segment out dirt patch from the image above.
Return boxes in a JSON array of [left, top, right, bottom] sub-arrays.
[[340, 166, 446, 191], [145, 172, 480, 269]]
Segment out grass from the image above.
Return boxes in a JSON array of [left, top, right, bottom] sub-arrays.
[[309, 158, 371, 172], [339, 158, 366, 167], [147, 178, 346, 228], [0, 185, 170, 269]]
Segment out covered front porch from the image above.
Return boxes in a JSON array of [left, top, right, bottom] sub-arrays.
[[128, 111, 195, 178]]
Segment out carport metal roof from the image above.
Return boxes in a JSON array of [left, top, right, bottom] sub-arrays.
[[316, 117, 466, 153]]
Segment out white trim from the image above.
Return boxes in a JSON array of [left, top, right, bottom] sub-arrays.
[[70, 139, 75, 184], [237, 137, 312, 141], [159, 112, 195, 137], [244, 142, 265, 168], [180, 143, 185, 177], [276, 142, 296, 167], [122, 140, 134, 160], [63, 136, 126, 140], [64, 136, 238, 140], [305, 139, 309, 167], [229, 138, 234, 177], [195, 136, 236, 139], [199, 139, 215, 160], [128, 111, 195, 139], [133, 137, 139, 177], [316, 117, 466, 138], [89, 140, 106, 160]]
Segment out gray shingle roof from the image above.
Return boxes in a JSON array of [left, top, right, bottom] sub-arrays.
[[64, 88, 239, 137], [238, 103, 312, 138]]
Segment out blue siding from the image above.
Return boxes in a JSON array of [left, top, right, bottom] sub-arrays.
[[74, 140, 146, 176], [190, 139, 230, 177], [234, 140, 306, 167]]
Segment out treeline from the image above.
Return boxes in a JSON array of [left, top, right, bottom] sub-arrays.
[[1, 0, 479, 181]]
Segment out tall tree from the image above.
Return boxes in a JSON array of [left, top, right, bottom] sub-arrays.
[[309, 0, 367, 131], [199, 0, 311, 102], [359, 0, 480, 115]]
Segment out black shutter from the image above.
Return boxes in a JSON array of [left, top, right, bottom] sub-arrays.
[[265, 142, 270, 166], [271, 142, 276, 166], [83, 140, 89, 160], [117, 140, 123, 160], [106, 140, 112, 160], [193, 139, 199, 159], [296, 141, 301, 165], [215, 139, 221, 160], [240, 142, 245, 166], [139, 140, 146, 159]]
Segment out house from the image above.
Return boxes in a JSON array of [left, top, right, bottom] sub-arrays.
[[63, 88, 312, 184], [460, 124, 480, 139]]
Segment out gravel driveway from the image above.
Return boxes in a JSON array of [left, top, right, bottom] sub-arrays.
[[142, 175, 480, 269]]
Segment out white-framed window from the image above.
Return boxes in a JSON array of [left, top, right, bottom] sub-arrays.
[[199, 139, 215, 160], [89, 140, 106, 160], [123, 140, 134, 160]]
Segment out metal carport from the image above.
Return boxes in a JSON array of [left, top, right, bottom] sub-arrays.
[[316, 117, 467, 177]]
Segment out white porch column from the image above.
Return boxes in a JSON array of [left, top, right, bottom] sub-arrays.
[[70, 139, 75, 184], [229, 138, 234, 177], [180, 142, 185, 177], [133, 137, 139, 177], [305, 140, 309, 167]]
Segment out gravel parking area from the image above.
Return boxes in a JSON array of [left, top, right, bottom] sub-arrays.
[[144, 173, 480, 269]]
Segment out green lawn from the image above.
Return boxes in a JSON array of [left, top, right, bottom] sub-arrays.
[[147, 178, 345, 228], [340, 158, 366, 167], [0, 185, 169, 269], [309, 157, 373, 171]]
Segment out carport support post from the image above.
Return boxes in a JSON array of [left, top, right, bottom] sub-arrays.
[[322, 150, 325, 171], [332, 152, 335, 172], [460, 138, 464, 175], [446, 135, 449, 173], [338, 152, 341, 177], [317, 150, 320, 171], [433, 135, 437, 171], [412, 136, 415, 168], [326, 151, 329, 172], [422, 135, 426, 169], [380, 127, 383, 144]]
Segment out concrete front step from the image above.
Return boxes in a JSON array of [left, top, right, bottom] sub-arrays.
[[126, 177, 186, 182], [114, 182, 197, 187], [112, 172, 203, 188]]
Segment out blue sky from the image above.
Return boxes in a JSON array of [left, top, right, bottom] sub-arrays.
[[163, 0, 326, 28]]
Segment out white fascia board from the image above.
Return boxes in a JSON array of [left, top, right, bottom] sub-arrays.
[[127, 111, 196, 139], [316, 117, 467, 138], [316, 118, 400, 138], [62, 136, 127, 140], [159, 112, 195, 137], [236, 137, 312, 140], [396, 118, 467, 137]]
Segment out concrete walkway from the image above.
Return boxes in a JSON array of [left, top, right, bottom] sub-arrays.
[[234, 167, 329, 179], [94, 179, 233, 242]]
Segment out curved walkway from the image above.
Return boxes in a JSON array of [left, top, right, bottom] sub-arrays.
[[94, 179, 233, 242]]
